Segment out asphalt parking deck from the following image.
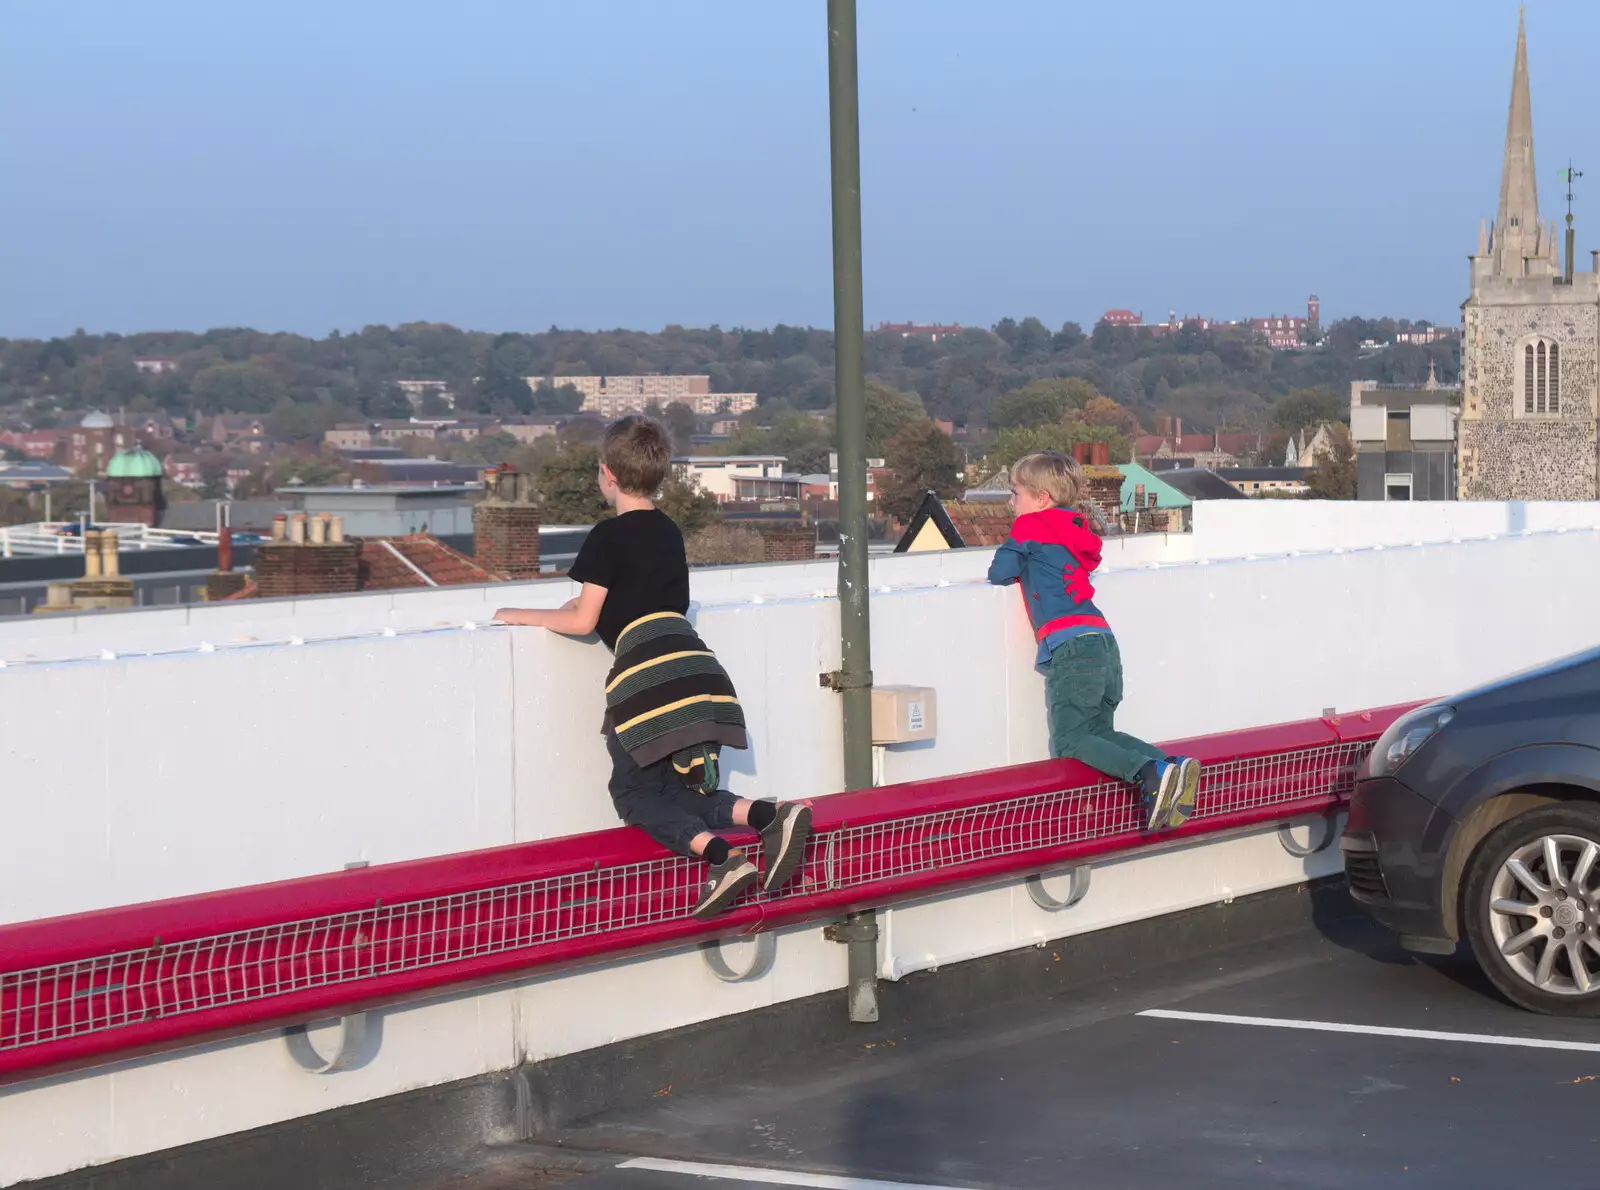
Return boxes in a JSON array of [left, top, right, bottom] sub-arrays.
[[522, 914, 1600, 1190]]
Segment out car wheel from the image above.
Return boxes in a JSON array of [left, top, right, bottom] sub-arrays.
[[1462, 802, 1600, 1016]]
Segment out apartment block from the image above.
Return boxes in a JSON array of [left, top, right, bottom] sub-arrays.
[[529, 374, 758, 418]]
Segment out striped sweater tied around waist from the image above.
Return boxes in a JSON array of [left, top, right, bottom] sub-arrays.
[[604, 612, 748, 794]]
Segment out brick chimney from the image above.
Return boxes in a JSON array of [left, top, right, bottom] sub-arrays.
[[474, 467, 541, 579], [1080, 472, 1125, 527], [252, 514, 359, 598], [754, 521, 816, 563]]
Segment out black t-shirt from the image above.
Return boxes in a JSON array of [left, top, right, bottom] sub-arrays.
[[568, 509, 690, 650]]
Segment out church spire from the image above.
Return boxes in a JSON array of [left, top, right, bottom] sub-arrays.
[[1494, 9, 1543, 275]]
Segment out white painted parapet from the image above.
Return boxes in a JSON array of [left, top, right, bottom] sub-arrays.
[[4, 516, 1600, 1184]]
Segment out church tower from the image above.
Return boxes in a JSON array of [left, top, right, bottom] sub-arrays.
[[1458, 12, 1600, 499]]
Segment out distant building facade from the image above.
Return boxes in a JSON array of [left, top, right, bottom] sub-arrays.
[[67, 412, 137, 472], [496, 418, 563, 444], [671, 455, 787, 502], [1135, 425, 1259, 471], [374, 420, 437, 443], [209, 415, 268, 454], [874, 322, 966, 342], [1458, 15, 1600, 500], [395, 380, 454, 409], [1099, 297, 1318, 348], [1247, 314, 1309, 350], [325, 424, 374, 451], [1394, 325, 1455, 345], [1216, 467, 1309, 497], [530, 375, 758, 419], [1352, 375, 1460, 501], [0, 430, 64, 460]]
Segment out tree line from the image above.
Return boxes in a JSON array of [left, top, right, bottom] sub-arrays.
[[1, 314, 1457, 444], [1, 314, 1441, 514]]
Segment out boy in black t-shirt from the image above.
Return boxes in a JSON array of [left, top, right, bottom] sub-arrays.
[[496, 415, 812, 919]]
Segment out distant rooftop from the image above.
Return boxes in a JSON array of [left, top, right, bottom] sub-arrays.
[[674, 455, 787, 464], [224, 533, 504, 600], [1214, 467, 1309, 482], [1117, 462, 1190, 510], [1157, 468, 1248, 501], [279, 484, 481, 497], [161, 500, 288, 533], [0, 461, 73, 483]]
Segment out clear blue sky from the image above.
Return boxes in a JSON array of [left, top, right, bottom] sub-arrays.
[[2, 1, 1596, 340]]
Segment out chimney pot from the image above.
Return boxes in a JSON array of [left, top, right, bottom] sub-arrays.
[[309, 513, 329, 545], [329, 515, 345, 544], [218, 525, 233, 573], [288, 512, 307, 544], [83, 531, 103, 578], [101, 531, 120, 577], [271, 514, 287, 542]]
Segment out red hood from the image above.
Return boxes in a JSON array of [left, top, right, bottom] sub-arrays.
[[1008, 507, 1103, 571]]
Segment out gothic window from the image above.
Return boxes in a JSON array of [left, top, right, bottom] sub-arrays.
[[1519, 336, 1561, 416]]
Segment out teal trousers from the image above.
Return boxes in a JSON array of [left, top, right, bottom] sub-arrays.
[[1045, 633, 1167, 783]]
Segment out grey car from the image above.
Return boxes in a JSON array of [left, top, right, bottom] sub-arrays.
[[1344, 647, 1600, 1016]]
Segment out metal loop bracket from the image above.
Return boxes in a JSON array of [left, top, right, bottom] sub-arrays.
[[1278, 816, 1338, 858], [284, 1013, 371, 1074], [700, 931, 777, 983], [1025, 865, 1092, 912], [819, 669, 874, 692]]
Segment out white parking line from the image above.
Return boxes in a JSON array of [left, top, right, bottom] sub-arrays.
[[1139, 1008, 1600, 1053], [616, 1157, 976, 1190]]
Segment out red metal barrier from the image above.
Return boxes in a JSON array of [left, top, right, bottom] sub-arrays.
[[0, 702, 1420, 1085]]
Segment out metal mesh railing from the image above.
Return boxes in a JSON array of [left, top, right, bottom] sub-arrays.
[[818, 738, 1367, 888], [1, 732, 1373, 1069]]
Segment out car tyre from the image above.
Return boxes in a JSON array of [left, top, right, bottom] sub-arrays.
[[1462, 801, 1600, 1016]]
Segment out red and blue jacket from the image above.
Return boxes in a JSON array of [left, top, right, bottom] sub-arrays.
[[986, 506, 1111, 668]]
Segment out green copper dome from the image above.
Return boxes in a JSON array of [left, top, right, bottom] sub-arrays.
[[106, 448, 165, 480]]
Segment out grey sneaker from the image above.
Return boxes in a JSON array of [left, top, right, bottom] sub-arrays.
[[760, 803, 813, 892], [692, 851, 759, 919], [1139, 761, 1182, 832], [1167, 757, 1201, 829]]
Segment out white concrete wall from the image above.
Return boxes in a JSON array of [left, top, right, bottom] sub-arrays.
[[1188, 498, 1600, 558], [7, 512, 1600, 1184], [0, 540, 1168, 666]]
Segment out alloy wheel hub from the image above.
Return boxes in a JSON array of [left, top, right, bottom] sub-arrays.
[[1486, 833, 1600, 996]]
